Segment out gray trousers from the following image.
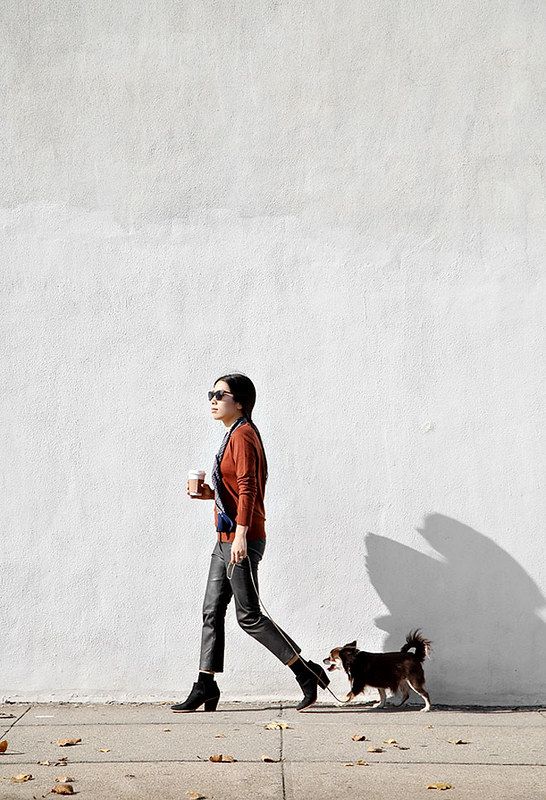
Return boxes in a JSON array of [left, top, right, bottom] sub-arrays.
[[199, 538, 302, 672]]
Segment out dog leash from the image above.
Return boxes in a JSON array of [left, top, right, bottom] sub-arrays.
[[226, 558, 346, 704]]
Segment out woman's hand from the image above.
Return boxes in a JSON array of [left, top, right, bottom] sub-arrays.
[[186, 481, 215, 500], [230, 534, 247, 564]]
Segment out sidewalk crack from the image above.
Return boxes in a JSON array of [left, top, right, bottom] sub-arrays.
[[280, 701, 286, 800]]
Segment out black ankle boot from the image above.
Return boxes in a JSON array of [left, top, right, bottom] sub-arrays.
[[171, 678, 220, 712], [292, 659, 330, 711]]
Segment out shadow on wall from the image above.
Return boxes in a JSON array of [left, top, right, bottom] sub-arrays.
[[365, 514, 546, 706]]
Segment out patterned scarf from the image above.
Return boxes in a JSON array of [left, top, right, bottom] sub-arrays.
[[211, 415, 247, 532]]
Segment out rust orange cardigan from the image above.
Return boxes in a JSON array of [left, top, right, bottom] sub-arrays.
[[214, 422, 267, 543]]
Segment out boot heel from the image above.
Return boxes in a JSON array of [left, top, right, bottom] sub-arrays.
[[318, 667, 330, 689], [308, 660, 330, 689], [204, 696, 220, 711]]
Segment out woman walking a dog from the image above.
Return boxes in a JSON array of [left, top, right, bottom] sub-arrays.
[[171, 372, 330, 713]]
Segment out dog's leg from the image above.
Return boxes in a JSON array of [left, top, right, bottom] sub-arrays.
[[372, 687, 387, 708], [406, 679, 431, 712], [343, 678, 366, 704], [395, 683, 410, 707]]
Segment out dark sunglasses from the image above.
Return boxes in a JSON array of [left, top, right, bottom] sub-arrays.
[[208, 390, 234, 401]]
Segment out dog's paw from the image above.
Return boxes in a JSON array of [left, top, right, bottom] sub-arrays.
[[342, 692, 353, 703]]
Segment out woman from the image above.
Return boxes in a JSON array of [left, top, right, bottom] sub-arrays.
[[171, 372, 330, 712]]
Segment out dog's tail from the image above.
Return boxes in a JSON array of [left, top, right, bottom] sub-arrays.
[[400, 629, 432, 661]]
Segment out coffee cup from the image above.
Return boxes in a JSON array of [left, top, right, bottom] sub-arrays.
[[188, 469, 206, 496]]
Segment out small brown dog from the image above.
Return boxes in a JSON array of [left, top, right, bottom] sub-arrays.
[[323, 630, 432, 711]]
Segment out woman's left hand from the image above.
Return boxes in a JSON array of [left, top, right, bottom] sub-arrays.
[[230, 534, 247, 564]]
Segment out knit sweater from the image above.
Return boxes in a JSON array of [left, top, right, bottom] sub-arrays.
[[214, 422, 267, 542]]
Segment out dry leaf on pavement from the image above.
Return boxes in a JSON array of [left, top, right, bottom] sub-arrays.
[[0, 740, 8, 752], [55, 776, 74, 782], [51, 783, 75, 794], [209, 754, 236, 762], [264, 721, 291, 730], [186, 792, 207, 800], [448, 739, 469, 745], [355, 759, 368, 766], [56, 738, 81, 747], [427, 783, 453, 790], [351, 734, 367, 741], [98, 747, 110, 752], [261, 755, 278, 762], [367, 746, 383, 753], [10, 773, 33, 783], [384, 738, 397, 744]]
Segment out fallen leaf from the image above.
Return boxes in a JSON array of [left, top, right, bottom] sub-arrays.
[[344, 763, 354, 767], [37, 760, 53, 766], [214, 733, 226, 738], [98, 747, 110, 752], [55, 776, 74, 783], [56, 739, 81, 747], [395, 745, 410, 750], [0, 740, 8, 753], [427, 783, 453, 791], [54, 758, 68, 766], [264, 721, 291, 730], [351, 734, 367, 741], [448, 739, 469, 745], [261, 754, 277, 762], [209, 754, 236, 762], [186, 792, 207, 800], [11, 773, 33, 783], [384, 738, 397, 744], [163, 728, 171, 732], [355, 759, 368, 766], [367, 746, 383, 753], [52, 784, 75, 795], [0, 713, 15, 719]]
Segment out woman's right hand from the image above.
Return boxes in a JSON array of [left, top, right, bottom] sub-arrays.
[[186, 480, 215, 500]]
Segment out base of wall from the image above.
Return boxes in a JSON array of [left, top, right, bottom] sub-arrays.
[[1, 695, 544, 708]]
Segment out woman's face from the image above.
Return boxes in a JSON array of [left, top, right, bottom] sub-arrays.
[[210, 380, 243, 426]]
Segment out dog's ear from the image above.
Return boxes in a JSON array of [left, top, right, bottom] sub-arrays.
[[345, 640, 357, 648]]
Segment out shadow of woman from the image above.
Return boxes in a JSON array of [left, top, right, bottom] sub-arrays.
[[365, 513, 546, 705]]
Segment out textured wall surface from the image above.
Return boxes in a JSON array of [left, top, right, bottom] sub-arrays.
[[1, 1, 544, 705]]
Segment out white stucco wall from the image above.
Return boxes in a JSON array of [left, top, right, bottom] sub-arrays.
[[1, 1, 544, 706]]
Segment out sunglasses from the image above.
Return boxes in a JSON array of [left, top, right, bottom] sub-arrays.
[[208, 390, 234, 401]]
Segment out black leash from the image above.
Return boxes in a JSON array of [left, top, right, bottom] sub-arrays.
[[227, 559, 347, 704]]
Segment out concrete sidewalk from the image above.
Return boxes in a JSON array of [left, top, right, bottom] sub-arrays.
[[0, 701, 544, 799]]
